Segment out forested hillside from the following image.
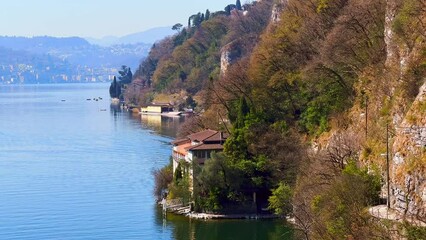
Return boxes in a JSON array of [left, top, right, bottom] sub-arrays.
[[132, 0, 425, 238], [126, 0, 273, 106]]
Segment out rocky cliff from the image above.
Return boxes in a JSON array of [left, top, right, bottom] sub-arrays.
[[391, 82, 426, 220], [384, 0, 425, 221]]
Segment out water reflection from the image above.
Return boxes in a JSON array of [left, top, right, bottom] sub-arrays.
[[153, 206, 293, 240], [110, 103, 122, 114], [108, 104, 185, 138], [140, 114, 186, 138]]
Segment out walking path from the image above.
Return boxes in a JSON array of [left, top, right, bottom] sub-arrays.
[[369, 205, 426, 227]]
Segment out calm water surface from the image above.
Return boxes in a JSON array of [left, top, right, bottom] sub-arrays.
[[0, 83, 291, 239]]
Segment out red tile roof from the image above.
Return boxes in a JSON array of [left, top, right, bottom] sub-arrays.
[[203, 132, 229, 142], [172, 129, 228, 154], [187, 129, 218, 142], [187, 143, 224, 151], [171, 138, 190, 145], [175, 142, 192, 155]]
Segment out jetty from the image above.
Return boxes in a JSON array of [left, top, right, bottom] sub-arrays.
[[160, 198, 277, 220]]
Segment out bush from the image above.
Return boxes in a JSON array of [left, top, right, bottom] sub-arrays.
[[153, 159, 173, 201], [268, 182, 293, 217], [404, 223, 426, 240], [311, 162, 382, 239]]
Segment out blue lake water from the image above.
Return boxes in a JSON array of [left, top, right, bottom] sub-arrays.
[[0, 83, 291, 239]]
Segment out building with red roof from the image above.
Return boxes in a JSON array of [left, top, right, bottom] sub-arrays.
[[171, 129, 228, 177]]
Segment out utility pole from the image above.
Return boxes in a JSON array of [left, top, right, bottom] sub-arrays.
[[365, 95, 368, 140], [386, 122, 390, 209]]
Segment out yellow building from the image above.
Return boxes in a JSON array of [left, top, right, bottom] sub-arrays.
[[140, 104, 174, 114]]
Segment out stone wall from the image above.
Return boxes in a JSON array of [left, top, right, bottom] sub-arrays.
[[391, 82, 426, 221], [383, 0, 426, 221]]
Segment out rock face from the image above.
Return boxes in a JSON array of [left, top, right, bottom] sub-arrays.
[[221, 0, 289, 75], [271, 0, 288, 23], [220, 48, 231, 75], [385, 0, 426, 221], [220, 41, 244, 75], [391, 83, 426, 220]]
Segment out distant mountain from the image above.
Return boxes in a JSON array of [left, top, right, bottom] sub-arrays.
[[85, 36, 119, 47], [0, 36, 90, 51], [0, 36, 151, 84], [86, 27, 175, 46]]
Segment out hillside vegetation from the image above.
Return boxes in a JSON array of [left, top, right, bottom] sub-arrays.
[[133, 0, 425, 239]]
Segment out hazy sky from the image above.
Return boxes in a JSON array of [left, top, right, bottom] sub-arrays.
[[0, 0, 235, 38]]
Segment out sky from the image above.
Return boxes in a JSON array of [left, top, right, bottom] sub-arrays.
[[0, 0, 235, 38]]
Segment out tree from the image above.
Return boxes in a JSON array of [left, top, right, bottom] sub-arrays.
[[118, 65, 132, 84], [172, 23, 183, 32], [193, 152, 244, 212], [109, 76, 121, 99], [310, 162, 382, 239], [225, 4, 237, 15], [153, 160, 173, 201], [236, 97, 250, 129], [236, 0, 242, 11], [185, 95, 197, 109], [268, 182, 293, 217], [191, 12, 203, 27], [205, 9, 211, 21], [174, 162, 183, 183]]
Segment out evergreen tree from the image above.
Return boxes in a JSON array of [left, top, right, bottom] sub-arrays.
[[109, 78, 115, 98], [236, 0, 242, 11], [109, 76, 121, 99], [185, 95, 197, 109], [236, 97, 250, 129], [205, 9, 210, 21], [174, 163, 183, 183], [118, 65, 132, 84], [225, 4, 236, 15], [192, 12, 203, 27], [172, 23, 183, 32]]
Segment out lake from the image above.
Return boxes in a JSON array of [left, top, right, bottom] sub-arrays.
[[0, 83, 292, 239]]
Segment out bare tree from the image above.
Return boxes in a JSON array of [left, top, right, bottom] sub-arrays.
[[325, 130, 361, 170]]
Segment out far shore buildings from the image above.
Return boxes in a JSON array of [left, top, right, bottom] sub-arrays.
[[171, 129, 228, 176]]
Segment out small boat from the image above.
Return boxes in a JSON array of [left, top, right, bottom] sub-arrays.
[[100, 109, 107, 111], [61, 100, 66, 102], [86, 99, 91, 101]]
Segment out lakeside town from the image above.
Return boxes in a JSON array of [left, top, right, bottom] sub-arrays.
[[0, 63, 117, 84]]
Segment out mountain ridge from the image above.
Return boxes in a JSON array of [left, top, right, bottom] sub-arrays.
[[85, 26, 175, 46]]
